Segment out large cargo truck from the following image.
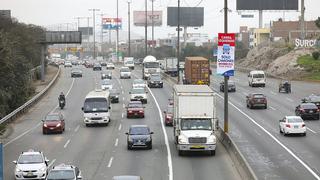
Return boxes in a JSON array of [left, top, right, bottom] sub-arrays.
[[173, 85, 217, 156], [184, 57, 210, 85], [142, 55, 160, 80], [124, 57, 135, 70], [164, 57, 178, 76]]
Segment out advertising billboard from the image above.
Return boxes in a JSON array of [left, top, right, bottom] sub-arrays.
[[78, 27, 93, 35], [236, 0, 298, 10], [217, 33, 235, 76], [133, 11, 162, 26], [103, 18, 122, 30], [167, 7, 204, 27]]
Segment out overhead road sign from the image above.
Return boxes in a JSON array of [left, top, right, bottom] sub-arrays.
[[217, 33, 235, 77], [43, 31, 82, 44]]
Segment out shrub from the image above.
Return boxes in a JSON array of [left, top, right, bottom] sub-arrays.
[[312, 51, 320, 60]]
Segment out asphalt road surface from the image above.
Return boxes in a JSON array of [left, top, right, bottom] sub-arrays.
[[3, 65, 240, 180]]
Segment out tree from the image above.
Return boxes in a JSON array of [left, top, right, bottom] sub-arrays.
[[315, 17, 320, 29]]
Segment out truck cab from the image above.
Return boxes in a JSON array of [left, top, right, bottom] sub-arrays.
[[142, 55, 160, 80]]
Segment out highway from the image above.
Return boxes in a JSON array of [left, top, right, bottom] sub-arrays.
[[3, 66, 240, 180], [211, 70, 320, 180]]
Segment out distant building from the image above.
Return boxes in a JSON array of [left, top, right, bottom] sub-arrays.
[[249, 28, 270, 48], [271, 19, 320, 41], [237, 26, 250, 49], [0, 10, 11, 19]]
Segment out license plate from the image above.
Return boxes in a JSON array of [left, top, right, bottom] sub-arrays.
[[294, 125, 299, 128], [310, 110, 313, 113], [50, 128, 54, 130], [27, 172, 33, 176], [191, 145, 205, 149], [134, 113, 138, 115]]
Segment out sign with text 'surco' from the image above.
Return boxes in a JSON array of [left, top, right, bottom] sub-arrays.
[[217, 33, 235, 76]]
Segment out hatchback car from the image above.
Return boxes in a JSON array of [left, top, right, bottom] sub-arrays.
[[106, 62, 115, 69], [42, 113, 65, 134], [164, 105, 173, 126], [101, 79, 113, 90], [110, 89, 120, 103], [219, 81, 236, 92], [279, 116, 306, 136], [64, 61, 72, 67], [47, 164, 82, 180], [126, 125, 153, 150], [147, 74, 163, 88], [126, 101, 145, 118], [13, 150, 49, 180], [71, 68, 83, 78], [93, 63, 102, 71], [120, 67, 131, 79], [132, 79, 146, 89], [295, 103, 320, 120], [101, 71, 112, 79], [130, 88, 148, 103], [246, 93, 267, 109]]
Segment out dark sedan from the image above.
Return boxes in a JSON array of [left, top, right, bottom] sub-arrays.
[[126, 125, 153, 150], [147, 74, 163, 88], [71, 68, 83, 78], [295, 103, 320, 120], [220, 81, 236, 92], [246, 93, 267, 109], [42, 113, 65, 134], [126, 101, 145, 118], [93, 63, 102, 71], [110, 89, 119, 103]]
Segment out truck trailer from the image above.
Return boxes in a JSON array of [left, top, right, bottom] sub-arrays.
[[184, 57, 210, 85]]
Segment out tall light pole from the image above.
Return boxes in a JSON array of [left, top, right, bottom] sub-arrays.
[[116, 0, 119, 62], [151, 0, 155, 53], [223, 0, 229, 133], [300, 0, 305, 39], [128, 0, 132, 57], [89, 8, 100, 59], [145, 0, 148, 56], [177, 0, 181, 83]]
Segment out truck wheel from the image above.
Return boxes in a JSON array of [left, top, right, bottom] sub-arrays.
[[210, 150, 216, 156]]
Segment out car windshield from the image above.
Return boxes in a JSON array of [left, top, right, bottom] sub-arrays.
[[301, 104, 317, 109], [47, 170, 75, 180], [150, 76, 161, 81], [288, 118, 303, 123], [18, 154, 43, 164], [253, 74, 264, 78], [131, 88, 145, 94], [144, 62, 159, 68], [45, 115, 60, 121], [307, 96, 320, 102], [128, 102, 143, 108], [166, 107, 173, 113], [107, 63, 114, 66], [120, 68, 130, 72], [133, 79, 144, 84], [181, 119, 212, 130], [130, 127, 149, 135], [83, 98, 108, 113], [102, 80, 112, 85], [253, 94, 265, 98]]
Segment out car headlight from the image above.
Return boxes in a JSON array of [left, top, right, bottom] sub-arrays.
[[104, 116, 109, 119], [85, 117, 89, 120], [146, 136, 151, 141], [178, 136, 188, 144], [43, 124, 48, 127], [15, 167, 22, 173], [151, 81, 154, 83], [207, 135, 216, 144], [56, 123, 61, 127], [39, 166, 46, 172], [115, 96, 119, 98]]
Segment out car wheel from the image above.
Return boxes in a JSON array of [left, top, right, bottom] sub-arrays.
[[85, 124, 89, 127], [264, 105, 267, 109], [127, 144, 132, 150], [210, 150, 216, 156], [148, 144, 152, 150], [178, 150, 184, 156], [279, 127, 283, 133], [302, 132, 306, 136]]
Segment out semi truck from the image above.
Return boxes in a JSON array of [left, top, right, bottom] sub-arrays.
[[173, 85, 217, 156], [163, 57, 178, 76], [124, 57, 135, 70], [142, 55, 160, 80], [183, 56, 210, 85]]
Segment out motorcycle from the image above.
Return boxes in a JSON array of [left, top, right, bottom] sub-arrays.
[[59, 99, 65, 109]]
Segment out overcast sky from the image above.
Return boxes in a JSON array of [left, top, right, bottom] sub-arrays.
[[2, 0, 319, 40]]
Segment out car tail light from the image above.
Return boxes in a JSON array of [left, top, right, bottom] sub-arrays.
[[285, 124, 291, 128], [139, 110, 143, 113], [300, 108, 305, 113], [129, 111, 132, 113], [302, 124, 306, 127], [317, 109, 320, 112]]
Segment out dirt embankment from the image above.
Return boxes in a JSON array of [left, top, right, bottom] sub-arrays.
[[237, 45, 316, 80]]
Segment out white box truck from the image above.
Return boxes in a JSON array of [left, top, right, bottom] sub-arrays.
[[173, 85, 217, 156], [124, 57, 135, 70], [164, 57, 178, 76]]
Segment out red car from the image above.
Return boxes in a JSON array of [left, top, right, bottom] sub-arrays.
[[126, 101, 145, 118], [164, 105, 174, 126], [42, 113, 65, 134], [246, 93, 267, 109]]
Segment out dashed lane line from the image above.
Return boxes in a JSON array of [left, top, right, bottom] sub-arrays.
[[107, 157, 114, 168], [118, 124, 122, 131], [74, 125, 80, 132], [63, 139, 71, 148], [114, 138, 119, 147]]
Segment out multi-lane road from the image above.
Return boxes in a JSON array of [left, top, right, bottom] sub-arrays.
[[3, 66, 240, 180]]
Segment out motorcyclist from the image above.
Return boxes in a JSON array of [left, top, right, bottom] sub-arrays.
[[58, 92, 66, 107]]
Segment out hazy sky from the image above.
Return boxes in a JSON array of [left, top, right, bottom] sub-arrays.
[[2, 0, 319, 39]]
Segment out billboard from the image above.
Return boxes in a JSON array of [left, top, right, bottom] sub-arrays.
[[78, 27, 93, 35], [102, 18, 122, 30], [44, 31, 82, 44], [0, 10, 11, 19], [236, 0, 298, 10], [167, 7, 204, 27], [133, 11, 162, 26], [217, 33, 235, 76]]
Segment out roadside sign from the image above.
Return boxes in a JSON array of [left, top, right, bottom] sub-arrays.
[[217, 33, 235, 76]]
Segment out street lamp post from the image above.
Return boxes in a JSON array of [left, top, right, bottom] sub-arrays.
[[128, 0, 132, 57], [151, 0, 155, 53], [89, 8, 100, 59], [145, 0, 148, 56], [117, 0, 119, 62], [177, 0, 181, 84]]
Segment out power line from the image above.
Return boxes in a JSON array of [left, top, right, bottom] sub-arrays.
[[194, 0, 204, 7]]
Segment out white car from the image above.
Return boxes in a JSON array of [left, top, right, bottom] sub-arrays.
[[64, 61, 72, 67], [130, 88, 148, 104], [132, 79, 146, 89], [13, 150, 49, 180], [106, 63, 115, 69], [279, 116, 306, 136], [120, 67, 131, 79], [101, 79, 113, 90]]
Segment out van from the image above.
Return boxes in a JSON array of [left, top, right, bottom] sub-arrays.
[[82, 89, 111, 126], [248, 70, 266, 87]]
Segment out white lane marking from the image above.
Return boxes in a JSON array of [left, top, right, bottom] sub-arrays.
[[118, 124, 122, 131], [286, 97, 294, 102], [147, 86, 173, 180], [48, 159, 56, 168], [121, 113, 124, 119], [216, 93, 320, 180], [122, 97, 125, 101], [66, 78, 75, 96], [270, 91, 277, 95], [122, 90, 124, 94], [114, 138, 119, 147], [307, 127, 317, 134], [123, 104, 125, 108], [107, 157, 114, 168], [269, 106, 276, 111], [74, 125, 80, 132], [64, 139, 71, 148]]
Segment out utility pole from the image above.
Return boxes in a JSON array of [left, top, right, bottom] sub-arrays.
[[86, 17, 91, 57], [128, 0, 132, 57], [177, 0, 181, 83], [151, 0, 155, 53], [300, 0, 305, 39], [145, 0, 148, 56], [89, 8, 100, 59], [116, 0, 120, 62], [224, 0, 229, 133]]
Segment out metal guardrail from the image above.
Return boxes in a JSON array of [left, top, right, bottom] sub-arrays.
[[0, 66, 61, 124]]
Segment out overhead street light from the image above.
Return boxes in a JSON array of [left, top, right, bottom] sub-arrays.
[[89, 8, 100, 59]]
